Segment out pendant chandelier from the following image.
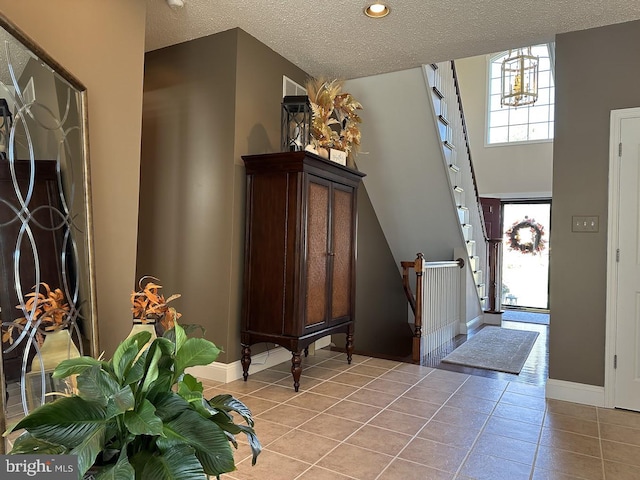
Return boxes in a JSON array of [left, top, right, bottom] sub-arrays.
[[501, 47, 539, 107]]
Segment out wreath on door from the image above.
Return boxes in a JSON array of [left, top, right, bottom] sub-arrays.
[[505, 217, 546, 255]]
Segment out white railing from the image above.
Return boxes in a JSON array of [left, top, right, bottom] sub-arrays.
[[402, 255, 463, 362], [422, 261, 463, 356]]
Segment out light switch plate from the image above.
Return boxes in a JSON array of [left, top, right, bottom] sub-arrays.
[[572, 215, 599, 232]]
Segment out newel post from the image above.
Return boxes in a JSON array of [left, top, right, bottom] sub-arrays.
[[413, 253, 426, 363]]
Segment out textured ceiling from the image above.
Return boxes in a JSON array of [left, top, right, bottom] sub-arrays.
[[145, 0, 640, 79]]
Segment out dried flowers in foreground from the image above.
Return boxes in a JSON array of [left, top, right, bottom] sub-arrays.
[[131, 276, 182, 332]]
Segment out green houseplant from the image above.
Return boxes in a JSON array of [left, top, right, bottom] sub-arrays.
[[4, 321, 261, 479]]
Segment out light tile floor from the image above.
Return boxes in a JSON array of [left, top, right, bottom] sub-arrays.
[[207, 348, 640, 480]]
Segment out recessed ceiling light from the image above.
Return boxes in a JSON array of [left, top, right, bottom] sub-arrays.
[[364, 3, 390, 18]]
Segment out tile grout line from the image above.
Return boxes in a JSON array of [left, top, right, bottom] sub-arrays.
[[234, 355, 408, 478], [448, 375, 512, 480], [298, 357, 437, 478], [233, 348, 640, 479], [597, 407, 606, 480], [290, 356, 412, 480], [291, 358, 447, 480], [373, 371, 475, 480], [528, 401, 548, 480]]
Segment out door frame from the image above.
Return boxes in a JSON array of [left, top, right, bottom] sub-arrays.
[[500, 198, 552, 311], [604, 107, 640, 408]]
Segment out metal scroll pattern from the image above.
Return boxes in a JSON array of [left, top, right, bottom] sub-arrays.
[[0, 39, 86, 416]]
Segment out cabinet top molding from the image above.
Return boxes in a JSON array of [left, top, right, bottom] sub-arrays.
[[242, 151, 366, 181]]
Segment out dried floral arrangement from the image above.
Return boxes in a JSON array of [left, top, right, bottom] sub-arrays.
[[131, 276, 182, 332], [305, 77, 362, 165], [2, 282, 70, 345]]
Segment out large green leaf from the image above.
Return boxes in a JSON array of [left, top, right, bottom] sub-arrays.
[[162, 409, 235, 476], [207, 410, 261, 466], [95, 449, 135, 480], [154, 337, 176, 356], [164, 323, 206, 342], [122, 350, 147, 386], [9, 396, 107, 447], [151, 392, 190, 422], [140, 343, 163, 394], [113, 332, 151, 381], [70, 423, 106, 476], [145, 371, 173, 402], [208, 411, 238, 432], [237, 425, 261, 466], [53, 357, 103, 379], [209, 394, 255, 427], [9, 432, 67, 455], [77, 365, 121, 406], [178, 374, 204, 405], [174, 338, 221, 378], [180, 374, 203, 393], [174, 321, 187, 353], [115, 343, 144, 385], [124, 399, 163, 436], [144, 339, 175, 395], [139, 444, 207, 480], [111, 386, 135, 415]]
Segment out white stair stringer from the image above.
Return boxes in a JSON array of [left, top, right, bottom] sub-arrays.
[[424, 62, 489, 316]]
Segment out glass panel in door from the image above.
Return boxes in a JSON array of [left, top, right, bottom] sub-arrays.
[[501, 202, 551, 310]]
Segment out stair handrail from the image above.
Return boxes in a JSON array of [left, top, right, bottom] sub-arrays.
[[450, 60, 489, 242]]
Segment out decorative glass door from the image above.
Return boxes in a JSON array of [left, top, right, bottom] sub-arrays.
[[501, 201, 551, 310]]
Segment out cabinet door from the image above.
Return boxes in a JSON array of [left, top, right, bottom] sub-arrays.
[[330, 184, 354, 321], [0, 162, 66, 380], [304, 177, 330, 328]]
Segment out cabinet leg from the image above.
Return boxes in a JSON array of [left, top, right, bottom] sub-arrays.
[[346, 329, 354, 365], [291, 351, 302, 392], [241, 344, 251, 382]]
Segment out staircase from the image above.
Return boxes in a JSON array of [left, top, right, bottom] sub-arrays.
[[424, 61, 489, 314], [344, 65, 486, 336]]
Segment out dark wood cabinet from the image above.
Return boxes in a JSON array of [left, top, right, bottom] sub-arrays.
[[241, 151, 365, 391], [0, 161, 69, 380]]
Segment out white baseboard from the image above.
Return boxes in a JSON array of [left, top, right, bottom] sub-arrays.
[[483, 312, 503, 326], [460, 315, 483, 334], [546, 379, 605, 407], [315, 336, 331, 349], [186, 337, 332, 384]]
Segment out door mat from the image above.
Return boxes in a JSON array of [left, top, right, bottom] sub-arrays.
[[442, 326, 539, 374]]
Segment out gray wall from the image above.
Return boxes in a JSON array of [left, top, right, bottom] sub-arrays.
[[550, 20, 640, 386], [139, 29, 238, 362], [138, 29, 308, 363], [334, 186, 412, 358], [227, 29, 308, 360]]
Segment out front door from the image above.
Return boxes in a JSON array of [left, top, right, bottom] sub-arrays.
[[612, 111, 640, 410], [501, 201, 551, 310]]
